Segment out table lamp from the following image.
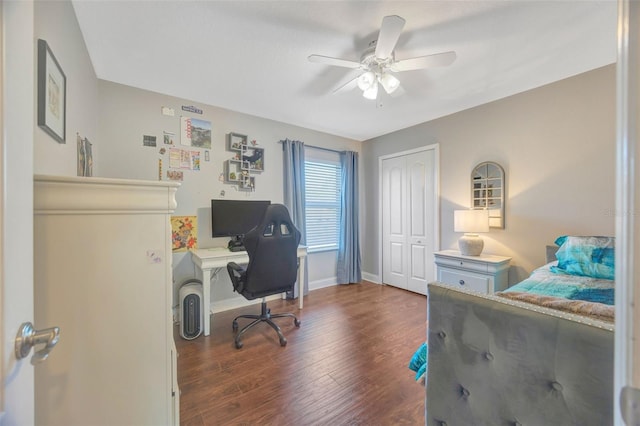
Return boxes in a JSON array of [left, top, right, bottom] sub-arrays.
[[454, 209, 490, 256]]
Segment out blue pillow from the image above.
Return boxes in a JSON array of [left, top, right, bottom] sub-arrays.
[[551, 235, 615, 280]]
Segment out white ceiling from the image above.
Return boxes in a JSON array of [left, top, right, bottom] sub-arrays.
[[72, 1, 617, 142]]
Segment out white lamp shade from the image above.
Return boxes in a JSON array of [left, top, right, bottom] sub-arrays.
[[454, 209, 489, 234], [362, 82, 378, 100], [378, 73, 400, 94], [357, 71, 376, 91]]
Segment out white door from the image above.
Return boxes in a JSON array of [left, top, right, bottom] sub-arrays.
[[407, 151, 435, 294], [615, 2, 640, 424], [382, 155, 407, 289], [2, 1, 37, 424], [381, 147, 437, 295]]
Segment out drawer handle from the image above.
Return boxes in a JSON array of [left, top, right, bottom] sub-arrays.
[[459, 280, 465, 285]]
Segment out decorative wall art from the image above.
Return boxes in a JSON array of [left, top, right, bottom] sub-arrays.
[[76, 134, 93, 177], [471, 161, 505, 228], [37, 39, 66, 143], [180, 116, 211, 149], [171, 216, 197, 252], [163, 131, 175, 145], [167, 170, 183, 181], [143, 135, 157, 147], [191, 151, 200, 171], [169, 148, 200, 170], [224, 132, 264, 191], [181, 105, 203, 115]]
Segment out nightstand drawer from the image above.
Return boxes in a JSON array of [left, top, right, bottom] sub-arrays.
[[439, 269, 490, 293], [435, 255, 489, 273]]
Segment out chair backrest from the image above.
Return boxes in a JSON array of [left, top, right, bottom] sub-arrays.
[[241, 204, 301, 300]]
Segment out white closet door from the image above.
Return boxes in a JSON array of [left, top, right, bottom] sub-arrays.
[[406, 150, 434, 295], [382, 155, 407, 289], [381, 149, 435, 295]]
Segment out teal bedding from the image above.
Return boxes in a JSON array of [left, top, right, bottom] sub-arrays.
[[411, 250, 615, 385], [408, 342, 428, 383], [551, 235, 615, 280], [503, 261, 615, 305]]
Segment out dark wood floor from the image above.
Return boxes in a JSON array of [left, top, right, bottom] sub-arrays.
[[175, 281, 427, 425]]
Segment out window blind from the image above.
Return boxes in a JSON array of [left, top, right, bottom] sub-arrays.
[[305, 159, 342, 252]]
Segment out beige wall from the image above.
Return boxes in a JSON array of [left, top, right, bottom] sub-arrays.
[[31, 0, 361, 309], [362, 65, 616, 284], [34, 0, 99, 175], [96, 80, 360, 306], [33, 0, 616, 291]]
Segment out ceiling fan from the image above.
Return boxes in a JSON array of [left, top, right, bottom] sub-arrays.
[[308, 15, 457, 100]]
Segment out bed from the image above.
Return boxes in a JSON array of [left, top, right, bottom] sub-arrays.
[[419, 236, 616, 425]]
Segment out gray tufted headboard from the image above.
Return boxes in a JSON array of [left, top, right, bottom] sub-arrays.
[[426, 282, 614, 426]]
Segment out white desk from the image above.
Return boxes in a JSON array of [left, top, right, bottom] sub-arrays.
[[191, 246, 308, 336]]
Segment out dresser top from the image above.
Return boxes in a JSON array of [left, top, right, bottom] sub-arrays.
[[434, 249, 512, 265]]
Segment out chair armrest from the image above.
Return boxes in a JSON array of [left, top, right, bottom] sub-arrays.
[[227, 262, 246, 293]]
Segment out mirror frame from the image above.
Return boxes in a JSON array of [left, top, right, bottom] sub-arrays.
[[471, 161, 505, 229]]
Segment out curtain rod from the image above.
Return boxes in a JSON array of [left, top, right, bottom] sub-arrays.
[[278, 140, 344, 154]]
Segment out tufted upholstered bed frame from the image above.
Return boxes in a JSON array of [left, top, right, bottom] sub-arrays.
[[426, 281, 614, 425]]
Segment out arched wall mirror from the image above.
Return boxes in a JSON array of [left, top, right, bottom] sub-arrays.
[[471, 161, 505, 228]]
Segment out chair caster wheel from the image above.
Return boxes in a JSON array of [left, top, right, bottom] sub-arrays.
[[294, 319, 301, 327], [235, 340, 243, 349], [280, 337, 287, 347], [232, 321, 238, 332]]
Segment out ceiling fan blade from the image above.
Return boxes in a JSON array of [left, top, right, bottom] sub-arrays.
[[375, 15, 405, 60], [308, 54, 361, 69], [332, 74, 361, 94], [390, 51, 457, 72]]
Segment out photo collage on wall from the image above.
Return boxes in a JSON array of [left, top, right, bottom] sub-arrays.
[[146, 105, 212, 182]]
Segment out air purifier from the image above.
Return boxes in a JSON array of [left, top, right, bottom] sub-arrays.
[[179, 279, 203, 340]]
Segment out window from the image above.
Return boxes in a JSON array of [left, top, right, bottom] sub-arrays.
[[305, 152, 342, 252]]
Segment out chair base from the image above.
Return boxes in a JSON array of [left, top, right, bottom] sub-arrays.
[[232, 298, 300, 349]]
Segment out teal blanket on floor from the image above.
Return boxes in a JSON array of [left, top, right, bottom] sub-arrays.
[[408, 342, 428, 383]]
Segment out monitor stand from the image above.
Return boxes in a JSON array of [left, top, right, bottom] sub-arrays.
[[227, 235, 245, 252]]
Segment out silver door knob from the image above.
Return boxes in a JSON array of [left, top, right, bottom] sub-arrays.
[[15, 322, 60, 365]]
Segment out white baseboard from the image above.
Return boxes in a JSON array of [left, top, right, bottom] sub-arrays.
[[174, 278, 354, 321], [211, 294, 281, 314], [362, 271, 380, 284], [173, 294, 282, 322], [309, 277, 337, 291]]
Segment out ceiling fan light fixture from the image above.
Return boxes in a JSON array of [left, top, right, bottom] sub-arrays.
[[357, 71, 376, 91], [307, 15, 457, 101], [362, 83, 378, 100], [379, 72, 400, 94]]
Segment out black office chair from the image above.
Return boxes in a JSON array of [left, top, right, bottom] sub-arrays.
[[226, 204, 302, 349]]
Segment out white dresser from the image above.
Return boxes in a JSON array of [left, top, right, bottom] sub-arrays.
[[434, 249, 511, 294], [33, 175, 180, 425]]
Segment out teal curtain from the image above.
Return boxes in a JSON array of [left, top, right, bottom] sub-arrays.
[[337, 151, 362, 284], [281, 139, 308, 298]]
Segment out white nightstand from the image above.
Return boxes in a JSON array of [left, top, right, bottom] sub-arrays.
[[434, 249, 512, 294]]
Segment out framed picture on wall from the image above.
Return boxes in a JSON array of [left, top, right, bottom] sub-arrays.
[[37, 39, 66, 143]]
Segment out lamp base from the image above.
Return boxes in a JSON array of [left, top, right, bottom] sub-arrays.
[[458, 234, 484, 256]]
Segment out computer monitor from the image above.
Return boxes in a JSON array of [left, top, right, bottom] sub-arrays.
[[210, 199, 271, 244]]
